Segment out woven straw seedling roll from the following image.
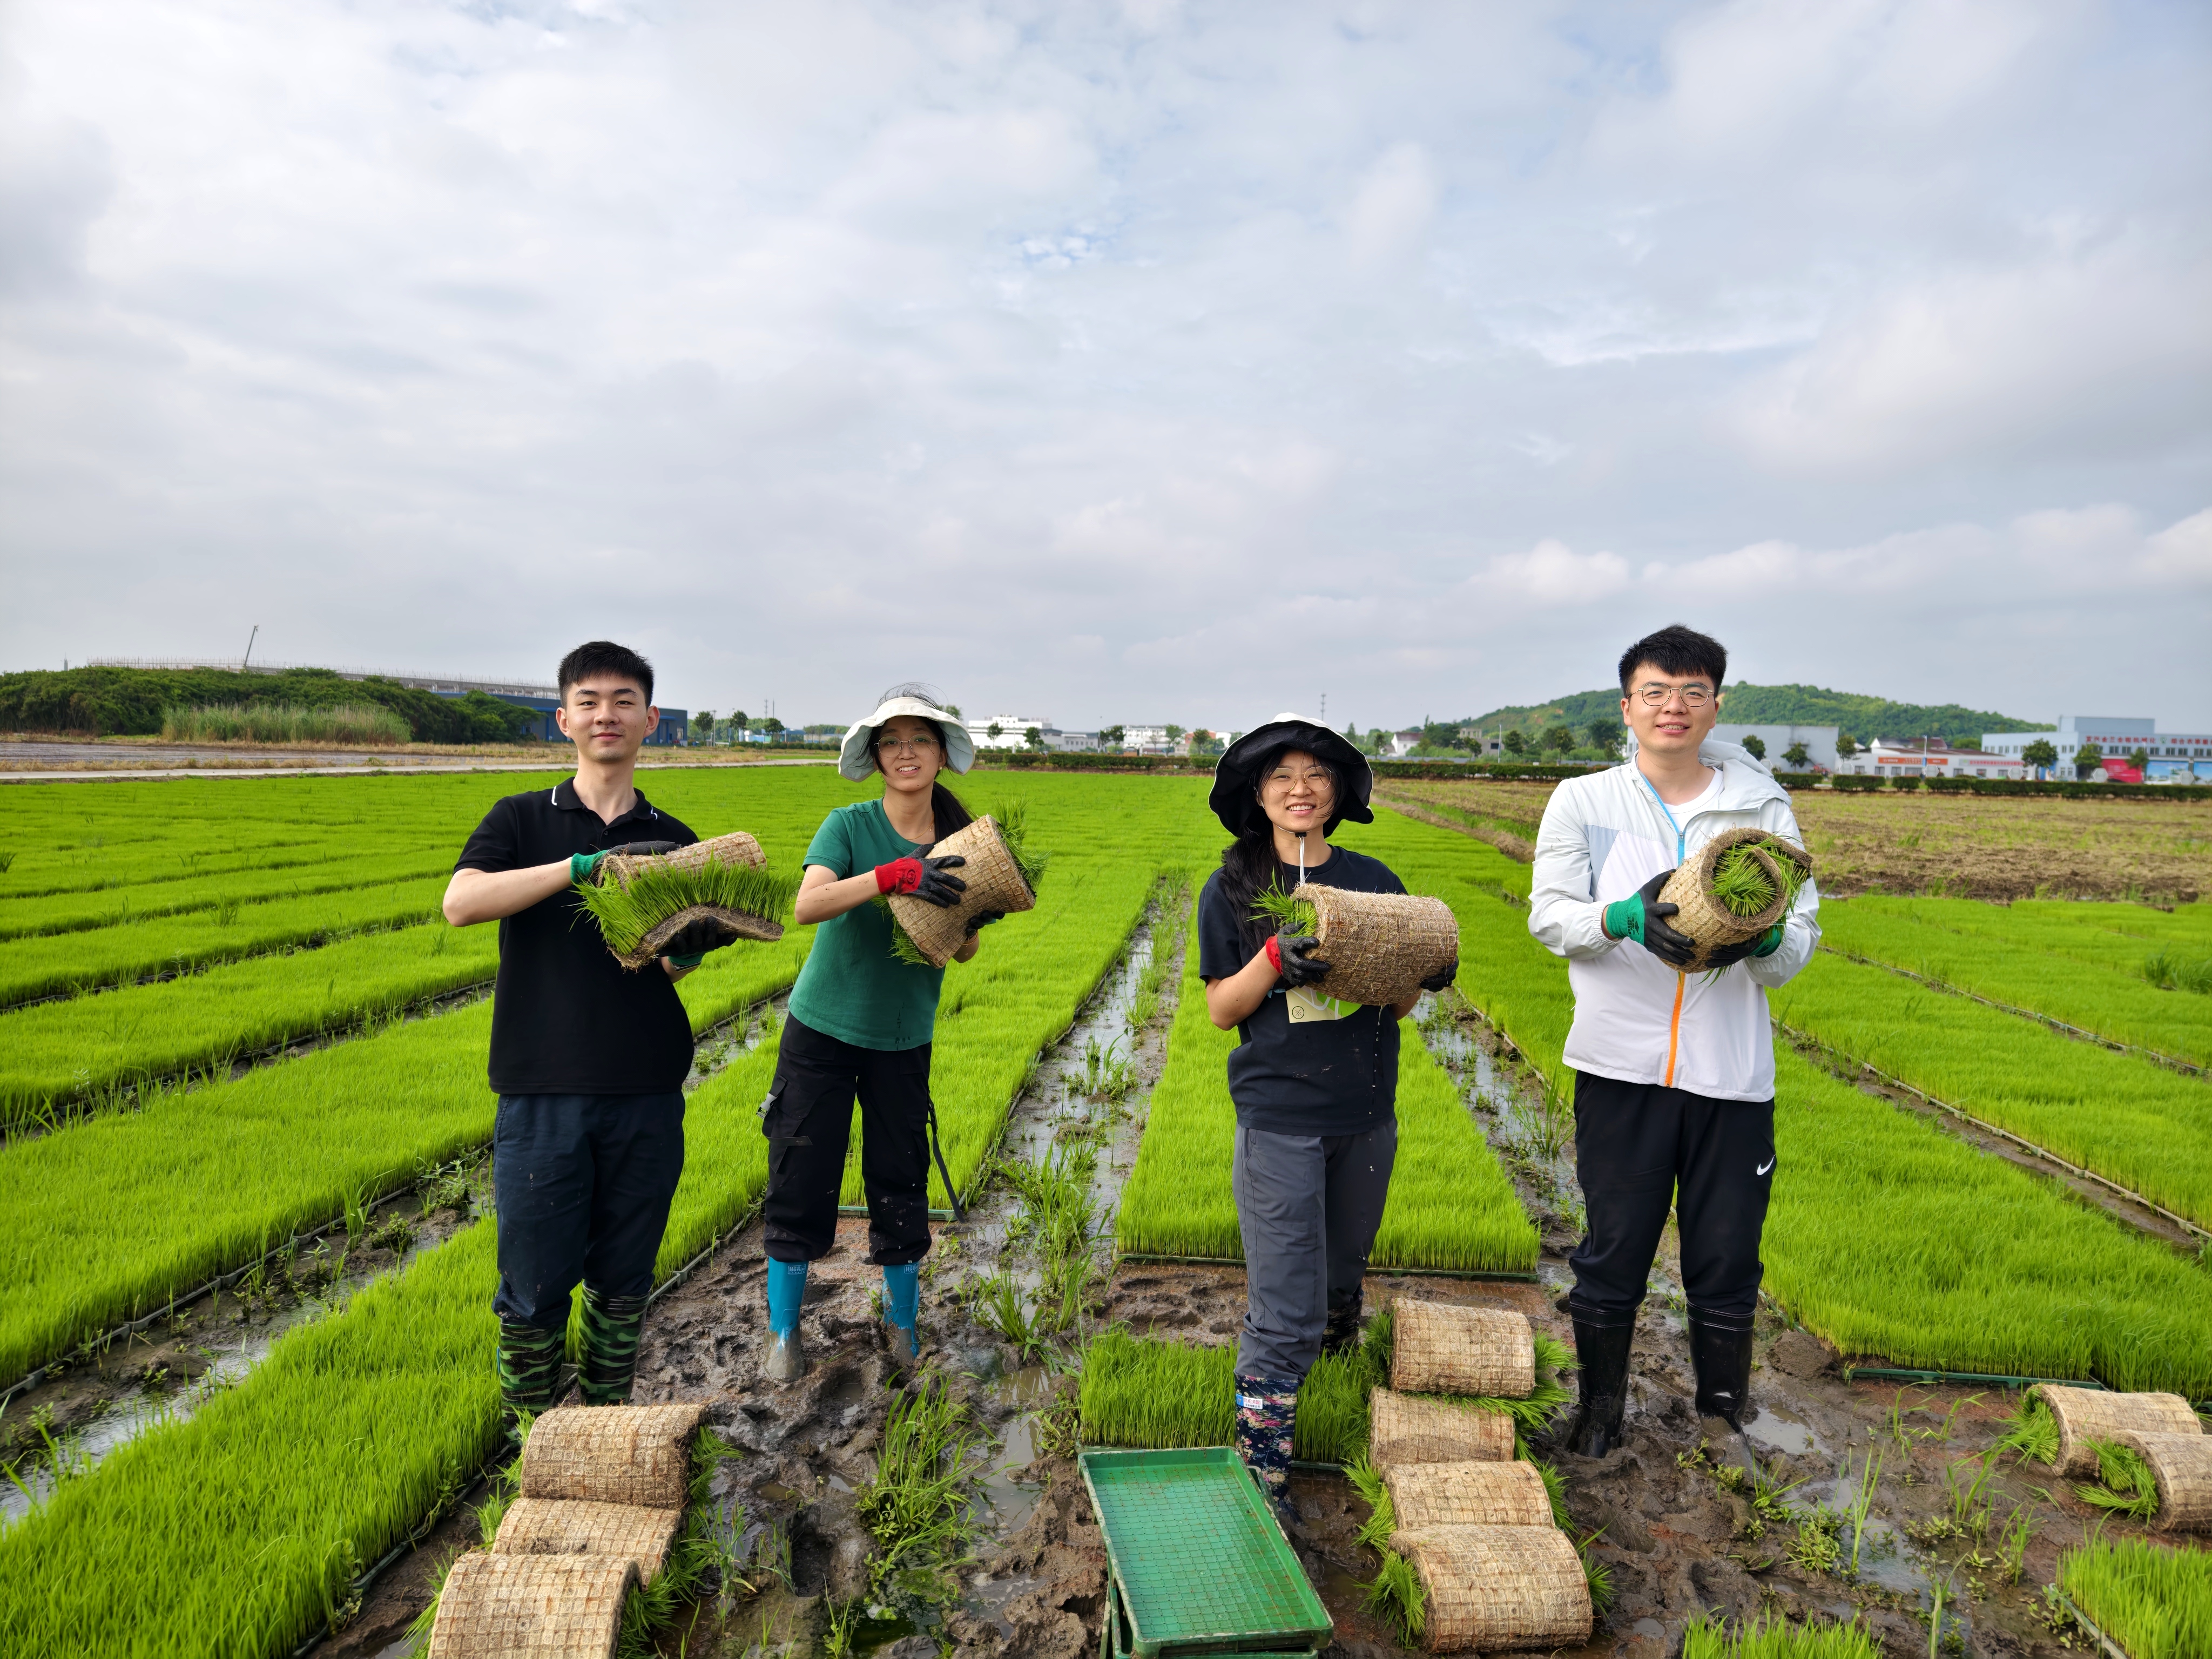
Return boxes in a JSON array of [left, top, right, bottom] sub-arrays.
[[1391, 1300, 1536, 1399], [884, 815, 1037, 969], [1303, 886, 1460, 1008], [1385, 1460, 1553, 1530], [597, 832, 786, 971], [519, 1402, 706, 1509], [493, 1498, 686, 1582], [1389, 1523, 1593, 1654], [1369, 1388, 1515, 1469], [1657, 828, 1810, 972], [425, 1552, 637, 1659], [2032, 1385, 2201, 1478], [2113, 1431, 2212, 1533]]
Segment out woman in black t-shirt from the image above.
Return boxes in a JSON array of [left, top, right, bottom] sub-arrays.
[[1197, 717, 1455, 1510]]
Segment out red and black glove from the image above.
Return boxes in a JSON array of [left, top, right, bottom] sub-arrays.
[[874, 854, 969, 908], [1263, 931, 1331, 987]]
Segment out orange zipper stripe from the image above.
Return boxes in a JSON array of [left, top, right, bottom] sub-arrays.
[[1663, 971, 1686, 1087]]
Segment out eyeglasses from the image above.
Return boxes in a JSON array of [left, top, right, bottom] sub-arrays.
[[1635, 682, 1713, 708], [875, 735, 941, 754]]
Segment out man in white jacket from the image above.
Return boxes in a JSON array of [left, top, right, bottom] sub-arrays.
[[1528, 624, 1819, 1456]]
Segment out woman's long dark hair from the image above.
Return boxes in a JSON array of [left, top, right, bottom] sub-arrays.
[[874, 682, 974, 843], [1216, 744, 1341, 954]]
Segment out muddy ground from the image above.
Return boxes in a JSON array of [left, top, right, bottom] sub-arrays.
[[305, 917, 2175, 1659]]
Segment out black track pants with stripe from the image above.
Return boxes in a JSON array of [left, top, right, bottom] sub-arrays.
[[1565, 1072, 1774, 1331]]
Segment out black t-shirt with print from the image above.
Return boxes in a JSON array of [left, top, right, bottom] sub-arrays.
[[454, 779, 698, 1096], [1195, 846, 1406, 1136]]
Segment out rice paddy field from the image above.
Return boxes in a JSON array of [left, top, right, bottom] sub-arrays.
[[3, 763, 2209, 1655]]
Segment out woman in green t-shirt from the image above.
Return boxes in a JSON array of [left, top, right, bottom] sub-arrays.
[[758, 685, 1002, 1382]]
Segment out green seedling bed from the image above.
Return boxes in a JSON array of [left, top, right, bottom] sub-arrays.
[[1078, 1446, 1333, 1658]]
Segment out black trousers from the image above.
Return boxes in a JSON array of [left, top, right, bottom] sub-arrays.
[[1567, 1071, 1773, 1332], [491, 1092, 686, 1329], [761, 1015, 934, 1267]]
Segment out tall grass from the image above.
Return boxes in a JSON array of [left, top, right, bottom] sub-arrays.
[[2058, 1537, 2212, 1659], [160, 703, 409, 746]]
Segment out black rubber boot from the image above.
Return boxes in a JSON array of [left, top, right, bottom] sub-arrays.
[[1564, 1320, 1633, 1458], [1689, 1312, 1756, 1429], [1321, 1289, 1364, 1355]]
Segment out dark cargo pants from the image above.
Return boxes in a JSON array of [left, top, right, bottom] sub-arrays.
[[760, 1015, 935, 1267]]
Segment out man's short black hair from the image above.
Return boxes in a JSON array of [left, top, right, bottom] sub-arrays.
[[1617, 624, 1727, 695], [558, 640, 655, 704]]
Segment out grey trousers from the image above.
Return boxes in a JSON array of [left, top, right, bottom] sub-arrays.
[[1233, 1118, 1398, 1386]]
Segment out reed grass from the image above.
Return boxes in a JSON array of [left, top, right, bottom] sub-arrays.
[[2059, 1537, 2212, 1659], [160, 703, 409, 746], [573, 855, 799, 959]]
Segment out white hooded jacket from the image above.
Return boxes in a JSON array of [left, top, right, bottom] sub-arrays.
[[1528, 740, 1819, 1102]]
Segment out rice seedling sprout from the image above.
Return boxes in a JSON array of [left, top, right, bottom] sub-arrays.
[[572, 855, 799, 961]]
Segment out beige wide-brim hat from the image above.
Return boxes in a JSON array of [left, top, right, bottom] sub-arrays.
[[837, 696, 976, 782]]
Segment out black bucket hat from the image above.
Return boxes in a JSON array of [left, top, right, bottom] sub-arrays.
[[1210, 713, 1375, 836]]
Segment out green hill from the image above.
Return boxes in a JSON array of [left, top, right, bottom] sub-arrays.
[[1464, 683, 2045, 749]]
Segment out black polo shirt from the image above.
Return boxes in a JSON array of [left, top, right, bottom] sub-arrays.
[[455, 779, 699, 1096]]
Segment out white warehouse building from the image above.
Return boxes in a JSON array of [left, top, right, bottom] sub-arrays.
[[1981, 716, 2212, 782]]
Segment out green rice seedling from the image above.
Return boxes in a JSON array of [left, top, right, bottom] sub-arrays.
[[1710, 841, 1800, 918], [2059, 1535, 2212, 1658], [1527, 1454, 1573, 1529], [2076, 1439, 2161, 1522], [1346, 1454, 1396, 1550], [1997, 1393, 2059, 1466], [1250, 880, 1318, 936], [0, 850, 458, 942], [614, 1426, 745, 1657], [2141, 949, 2212, 995], [1574, 1528, 1615, 1614], [1680, 1610, 1881, 1658], [572, 855, 800, 962], [1363, 1549, 1426, 1644], [1995, 1504, 2034, 1585], [857, 1375, 989, 1617], [1843, 1448, 1883, 1575]]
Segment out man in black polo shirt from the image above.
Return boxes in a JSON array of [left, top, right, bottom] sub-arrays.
[[444, 640, 732, 1419]]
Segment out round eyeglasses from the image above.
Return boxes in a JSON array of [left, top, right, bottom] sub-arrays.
[[1635, 683, 1713, 707]]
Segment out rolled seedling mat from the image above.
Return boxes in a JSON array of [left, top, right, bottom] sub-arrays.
[[1389, 1523, 1593, 1654], [598, 831, 785, 971], [1386, 1459, 1553, 1531], [2113, 1431, 2212, 1533], [884, 814, 1036, 969], [1390, 1300, 1535, 1399], [519, 1402, 706, 1509], [1303, 886, 1460, 1009], [425, 1552, 637, 1659], [2031, 1385, 2201, 1478], [493, 1497, 685, 1582], [1657, 828, 1810, 972], [1369, 1388, 1515, 1470]]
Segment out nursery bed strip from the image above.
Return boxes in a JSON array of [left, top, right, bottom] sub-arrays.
[[1776, 1019, 2210, 1244], [1837, 1366, 2102, 1391], [1818, 946, 2204, 1077], [1114, 1252, 1541, 1282]]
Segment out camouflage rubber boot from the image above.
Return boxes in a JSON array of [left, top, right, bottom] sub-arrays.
[[497, 1319, 566, 1427], [578, 1286, 650, 1407], [1234, 1374, 1300, 1527]]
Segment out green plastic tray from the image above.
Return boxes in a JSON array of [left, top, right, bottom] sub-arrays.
[[1078, 1447, 1334, 1658]]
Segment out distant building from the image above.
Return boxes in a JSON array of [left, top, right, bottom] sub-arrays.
[[1981, 716, 2212, 782], [1119, 724, 1175, 754], [1387, 729, 1422, 758], [965, 714, 1050, 752], [1042, 728, 1099, 753], [1832, 738, 2023, 780]]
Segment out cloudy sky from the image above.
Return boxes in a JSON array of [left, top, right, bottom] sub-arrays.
[[3, 0, 2208, 733]]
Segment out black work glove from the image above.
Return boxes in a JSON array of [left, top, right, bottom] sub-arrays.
[[909, 853, 968, 908], [1703, 922, 1785, 971], [571, 841, 680, 884], [1266, 930, 1331, 987], [964, 908, 1007, 938], [1603, 869, 1697, 969], [1418, 959, 1458, 993], [660, 915, 738, 967]]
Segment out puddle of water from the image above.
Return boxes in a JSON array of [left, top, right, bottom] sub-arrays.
[[0, 1222, 462, 1530], [1746, 1405, 1823, 1459]]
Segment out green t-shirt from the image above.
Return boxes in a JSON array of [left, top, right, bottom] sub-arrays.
[[787, 799, 947, 1051]]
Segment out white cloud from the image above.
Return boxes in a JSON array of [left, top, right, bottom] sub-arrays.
[[1344, 143, 1437, 273], [2140, 508, 2212, 583], [1483, 539, 1632, 605]]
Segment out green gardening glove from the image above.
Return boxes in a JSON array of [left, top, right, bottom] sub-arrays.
[[570, 841, 678, 884], [1602, 871, 1698, 968]]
